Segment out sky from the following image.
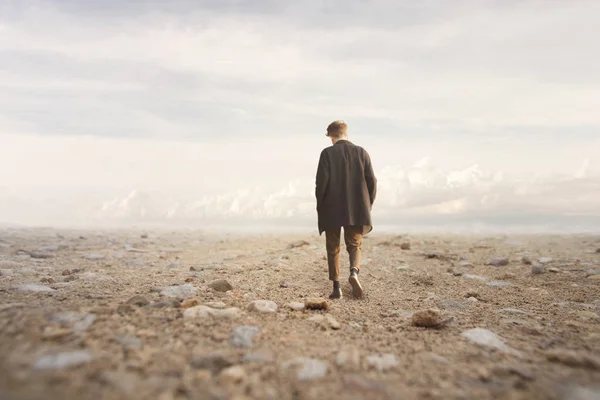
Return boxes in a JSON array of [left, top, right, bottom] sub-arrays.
[[0, 0, 599, 233]]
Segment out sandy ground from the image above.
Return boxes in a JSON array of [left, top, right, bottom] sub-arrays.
[[0, 228, 599, 400]]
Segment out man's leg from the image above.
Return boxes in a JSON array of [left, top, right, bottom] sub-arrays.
[[344, 225, 364, 298], [325, 227, 342, 299]]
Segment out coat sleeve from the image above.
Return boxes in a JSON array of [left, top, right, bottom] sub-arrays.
[[315, 150, 329, 211], [364, 150, 377, 207]]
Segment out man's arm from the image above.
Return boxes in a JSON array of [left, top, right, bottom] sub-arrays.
[[315, 150, 329, 211], [364, 150, 377, 208]]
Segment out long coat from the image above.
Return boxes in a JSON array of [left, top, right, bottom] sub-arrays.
[[315, 140, 377, 235]]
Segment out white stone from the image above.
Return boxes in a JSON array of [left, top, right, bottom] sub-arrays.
[[17, 284, 55, 293], [161, 284, 198, 298], [461, 328, 521, 356], [247, 300, 278, 313], [366, 354, 399, 372], [288, 302, 305, 311], [282, 357, 328, 381], [230, 326, 260, 348], [33, 351, 92, 370]]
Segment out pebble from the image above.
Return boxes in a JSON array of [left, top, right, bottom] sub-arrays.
[[247, 300, 278, 313], [343, 375, 388, 395], [532, 263, 545, 275], [546, 350, 600, 370], [400, 242, 411, 250], [160, 284, 198, 298], [127, 295, 150, 307], [219, 365, 247, 385], [17, 284, 55, 293], [548, 268, 560, 273], [486, 281, 511, 287], [521, 257, 533, 265], [305, 298, 328, 310], [230, 326, 260, 348], [366, 354, 399, 372], [336, 347, 361, 370], [487, 258, 509, 267], [50, 312, 96, 331], [417, 352, 450, 364], [499, 308, 533, 316], [191, 353, 234, 372], [558, 385, 600, 400], [208, 279, 233, 292], [288, 302, 305, 311], [538, 257, 554, 264], [461, 328, 521, 356], [184, 305, 242, 320], [412, 309, 452, 328], [33, 350, 92, 370], [463, 274, 487, 281], [282, 357, 328, 380]]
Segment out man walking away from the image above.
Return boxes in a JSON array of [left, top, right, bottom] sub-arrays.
[[315, 120, 377, 299]]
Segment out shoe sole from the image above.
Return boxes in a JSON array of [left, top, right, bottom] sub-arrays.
[[348, 275, 363, 298]]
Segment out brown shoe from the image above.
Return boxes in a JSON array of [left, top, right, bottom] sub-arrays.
[[329, 281, 342, 299], [348, 269, 363, 298]]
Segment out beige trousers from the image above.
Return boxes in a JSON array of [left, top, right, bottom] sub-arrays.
[[325, 225, 363, 281]]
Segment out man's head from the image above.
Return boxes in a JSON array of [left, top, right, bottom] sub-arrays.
[[326, 120, 348, 143]]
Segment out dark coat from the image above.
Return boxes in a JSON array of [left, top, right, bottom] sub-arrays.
[[315, 140, 377, 235]]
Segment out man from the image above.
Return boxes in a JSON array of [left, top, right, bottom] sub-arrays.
[[315, 120, 377, 300]]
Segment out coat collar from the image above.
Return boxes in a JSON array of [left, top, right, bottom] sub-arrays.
[[334, 139, 351, 145]]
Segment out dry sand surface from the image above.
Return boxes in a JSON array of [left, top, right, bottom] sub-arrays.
[[1, 228, 599, 400]]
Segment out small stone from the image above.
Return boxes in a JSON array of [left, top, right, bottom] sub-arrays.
[[465, 291, 480, 298], [538, 257, 553, 264], [461, 328, 521, 356], [127, 295, 150, 307], [343, 375, 388, 395], [62, 269, 72, 276], [531, 263, 545, 275], [146, 300, 180, 308], [326, 315, 341, 330], [191, 353, 234, 373], [577, 311, 599, 320], [467, 297, 479, 302], [546, 350, 600, 370], [549, 268, 560, 273], [117, 304, 136, 315], [417, 352, 450, 364], [336, 347, 361, 370], [219, 365, 246, 385], [42, 327, 72, 340], [181, 299, 200, 309], [28, 252, 54, 259], [288, 240, 310, 249], [288, 302, 305, 311], [17, 284, 55, 293], [282, 357, 328, 380], [33, 351, 92, 370], [208, 279, 233, 292], [189, 266, 197, 271], [486, 281, 511, 287], [305, 298, 328, 310], [205, 301, 227, 309], [366, 354, 399, 372], [487, 258, 509, 267], [463, 274, 487, 281], [247, 300, 278, 313], [140, 233, 148, 239], [499, 308, 533, 316], [521, 257, 533, 265], [230, 326, 260, 348], [50, 312, 96, 331], [412, 309, 452, 328], [400, 242, 411, 250], [184, 305, 241, 320], [160, 284, 198, 298], [40, 277, 55, 284]]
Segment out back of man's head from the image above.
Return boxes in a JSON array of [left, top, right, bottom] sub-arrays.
[[326, 120, 348, 138]]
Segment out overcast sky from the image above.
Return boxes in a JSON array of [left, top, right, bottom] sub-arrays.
[[0, 0, 599, 232]]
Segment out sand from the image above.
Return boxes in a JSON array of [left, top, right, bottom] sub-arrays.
[[0, 228, 599, 400]]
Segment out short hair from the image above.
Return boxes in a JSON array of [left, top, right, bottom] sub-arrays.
[[326, 120, 348, 138]]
